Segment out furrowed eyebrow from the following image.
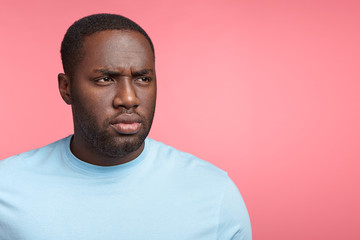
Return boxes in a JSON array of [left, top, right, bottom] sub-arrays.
[[132, 69, 153, 77], [93, 68, 153, 77], [93, 69, 121, 76]]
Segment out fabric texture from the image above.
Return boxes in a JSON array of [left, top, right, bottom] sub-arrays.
[[0, 136, 251, 239]]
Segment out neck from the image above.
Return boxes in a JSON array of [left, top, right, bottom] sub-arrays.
[[69, 135, 145, 166]]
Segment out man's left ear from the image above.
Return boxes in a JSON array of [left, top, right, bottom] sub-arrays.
[[58, 73, 72, 105]]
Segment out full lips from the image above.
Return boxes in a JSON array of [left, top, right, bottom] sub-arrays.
[[111, 122, 141, 135], [109, 114, 142, 135]]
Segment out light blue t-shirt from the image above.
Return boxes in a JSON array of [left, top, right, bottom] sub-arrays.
[[0, 136, 251, 239]]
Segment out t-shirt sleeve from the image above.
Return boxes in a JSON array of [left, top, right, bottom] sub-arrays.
[[216, 176, 252, 240]]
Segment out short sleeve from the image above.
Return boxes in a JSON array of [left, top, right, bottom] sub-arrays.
[[216, 176, 252, 240]]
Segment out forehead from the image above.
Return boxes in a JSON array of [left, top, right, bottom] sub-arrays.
[[79, 30, 154, 70]]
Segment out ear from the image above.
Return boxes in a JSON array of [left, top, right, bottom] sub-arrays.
[[58, 73, 72, 105]]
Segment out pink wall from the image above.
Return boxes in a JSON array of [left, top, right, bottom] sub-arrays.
[[1, 0, 359, 239]]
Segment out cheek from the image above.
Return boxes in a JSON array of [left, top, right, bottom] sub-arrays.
[[139, 90, 156, 112], [73, 88, 115, 120]]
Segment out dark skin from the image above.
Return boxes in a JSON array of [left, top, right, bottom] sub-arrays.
[[58, 30, 156, 166]]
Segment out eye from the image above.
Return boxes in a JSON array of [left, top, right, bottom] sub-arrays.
[[95, 77, 114, 85], [136, 77, 152, 83]]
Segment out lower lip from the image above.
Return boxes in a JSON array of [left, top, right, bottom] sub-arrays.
[[111, 123, 141, 135]]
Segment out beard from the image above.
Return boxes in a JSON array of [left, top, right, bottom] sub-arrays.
[[72, 102, 154, 159]]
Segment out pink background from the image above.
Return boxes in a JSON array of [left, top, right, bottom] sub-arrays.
[[1, 0, 359, 239]]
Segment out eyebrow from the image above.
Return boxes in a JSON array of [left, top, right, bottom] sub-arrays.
[[132, 69, 153, 77], [93, 69, 121, 77], [93, 68, 153, 77]]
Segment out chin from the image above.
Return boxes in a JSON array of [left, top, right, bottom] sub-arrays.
[[91, 133, 146, 158]]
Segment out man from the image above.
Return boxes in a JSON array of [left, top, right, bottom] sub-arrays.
[[0, 14, 251, 239]]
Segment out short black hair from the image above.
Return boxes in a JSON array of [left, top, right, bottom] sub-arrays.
[[60, 13, 154, 77]]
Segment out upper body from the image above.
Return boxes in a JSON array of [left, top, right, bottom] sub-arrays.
[[0, 14, 252, 239], [0, 135, 251, 239]]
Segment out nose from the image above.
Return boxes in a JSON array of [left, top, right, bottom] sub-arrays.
[[113, 78, 140, 109]]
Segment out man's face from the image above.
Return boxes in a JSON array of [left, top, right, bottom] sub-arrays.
[[69, 30, 156, 159]]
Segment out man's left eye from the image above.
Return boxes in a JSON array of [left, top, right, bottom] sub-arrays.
[[137, 77, 151, 82]]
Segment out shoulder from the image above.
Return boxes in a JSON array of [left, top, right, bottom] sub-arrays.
[[146, 138, 252, 239], [147, 138, 228, 177], [146, 138, 230, 191], [0, 136, 70, 173]]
